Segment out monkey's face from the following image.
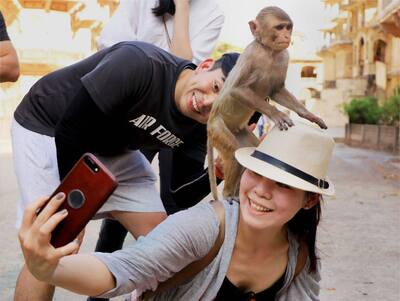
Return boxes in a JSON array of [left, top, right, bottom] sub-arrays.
[[238, 169, 307, 230], [258, 17, 292, 52], [175, 60, 225, 124]]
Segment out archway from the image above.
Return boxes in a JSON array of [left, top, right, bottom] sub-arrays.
[[301, 66, 317, 78], [374, 39, 387, 62]]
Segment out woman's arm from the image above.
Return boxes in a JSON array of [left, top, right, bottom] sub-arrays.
[[51, 254, 115, 296], [92, 202, 220, 298], [171, 0, 225, 64], [18, 194, 116, 296], [19, 194, 220, 298], [185, 0, 224, 64], [169, 0, 192, 60]]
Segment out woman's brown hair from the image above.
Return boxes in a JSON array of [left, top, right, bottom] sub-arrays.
[[287, 192, 322, 272]]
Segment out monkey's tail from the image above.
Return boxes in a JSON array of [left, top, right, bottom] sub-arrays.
[[207, 138, 220, 201]]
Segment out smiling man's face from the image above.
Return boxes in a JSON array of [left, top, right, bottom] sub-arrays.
[[175, 59, 226, 124]]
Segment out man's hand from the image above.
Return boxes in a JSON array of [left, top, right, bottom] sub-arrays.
[[247, 122, 257, 133], [18, 193, 80, 282], [215, 156, 224, 180]]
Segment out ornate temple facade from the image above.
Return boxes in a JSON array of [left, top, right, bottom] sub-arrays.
[[317, 0, 400, 126], [0, 0, 119, 137]]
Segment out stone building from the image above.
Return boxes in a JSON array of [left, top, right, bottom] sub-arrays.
[[286, 32, 324, 117], [0, 0, 118, 138], [317, 0, 400, 127]]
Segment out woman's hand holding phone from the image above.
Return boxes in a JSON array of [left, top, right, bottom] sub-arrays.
[[18, 193, 81, 282]]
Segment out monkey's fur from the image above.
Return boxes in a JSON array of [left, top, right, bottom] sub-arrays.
[[207, 6, 327, 200]]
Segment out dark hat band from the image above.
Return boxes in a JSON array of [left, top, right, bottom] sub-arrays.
[[251, 150, 329, 189]]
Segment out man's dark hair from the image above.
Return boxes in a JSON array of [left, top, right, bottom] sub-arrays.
[[211, 52, 240, 78], [152, 0, 175, 16]]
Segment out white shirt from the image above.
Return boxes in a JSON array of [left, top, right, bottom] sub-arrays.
[[97, 0, 224, 64]]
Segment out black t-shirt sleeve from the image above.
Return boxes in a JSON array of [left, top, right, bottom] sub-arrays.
[[81, 44, 152, 116], [54, 86, 126, 179], [0, 11, 10, 41]]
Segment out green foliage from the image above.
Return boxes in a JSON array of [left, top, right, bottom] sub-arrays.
[[380, 95, 400, 126], [343, 97, 381, 124], [343, 95, 400, 126], [212, 42, 243, 60], [394, 85, 400, 96]]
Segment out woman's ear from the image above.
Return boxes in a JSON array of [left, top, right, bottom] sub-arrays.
[[303, 193, 320, 210]]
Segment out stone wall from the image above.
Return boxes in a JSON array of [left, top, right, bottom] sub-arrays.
[[345, 123, 400, 153], [314, 89, 348, 127]]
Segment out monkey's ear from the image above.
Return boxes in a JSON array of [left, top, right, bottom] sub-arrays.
[[249, 20, 257, 36]]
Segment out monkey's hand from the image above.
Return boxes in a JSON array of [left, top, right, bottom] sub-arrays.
[[269, 109, 294, 131], [298, 111, 328, 129]]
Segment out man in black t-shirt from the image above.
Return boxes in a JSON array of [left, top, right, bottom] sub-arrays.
[[12, 41, 239, 301], [0, 10, 19, 82]]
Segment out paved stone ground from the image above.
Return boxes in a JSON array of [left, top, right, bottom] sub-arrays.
[[1, 140, 399, 300], [317, 144, 400, 300]]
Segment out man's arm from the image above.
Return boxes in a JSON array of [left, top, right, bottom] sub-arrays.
[[0, 12, 19, 82], [0, 40, 19, 82]]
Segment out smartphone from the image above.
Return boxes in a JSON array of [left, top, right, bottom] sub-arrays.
[[48, 153, 118, 248]]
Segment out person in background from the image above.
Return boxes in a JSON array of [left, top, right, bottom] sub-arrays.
[[97, 0, 224, 213], [92, 4, 225, 300], [0, 10, 19, 83], [18, 121, 335, 300], [98, 0, 224, 65]]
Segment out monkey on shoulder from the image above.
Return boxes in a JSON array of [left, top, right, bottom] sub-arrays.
[[207, 6, 327, 199]]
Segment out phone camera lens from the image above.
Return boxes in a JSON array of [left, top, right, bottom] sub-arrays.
[[84, 155, 100, 173], [68, 189, 85, 209]]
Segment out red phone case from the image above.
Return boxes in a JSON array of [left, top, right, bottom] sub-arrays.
[[49, 153, 118, 248]]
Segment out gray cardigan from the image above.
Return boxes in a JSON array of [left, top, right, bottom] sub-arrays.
[[94, 200, 320, 300]]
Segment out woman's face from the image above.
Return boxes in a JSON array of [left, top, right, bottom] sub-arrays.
[[239, 169, 308, 230]]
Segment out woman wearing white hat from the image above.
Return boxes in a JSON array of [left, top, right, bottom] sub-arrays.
[[18, 121, 334, 301]]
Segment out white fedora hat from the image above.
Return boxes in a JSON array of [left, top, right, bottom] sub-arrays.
[[235, 121, 335, 196]]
